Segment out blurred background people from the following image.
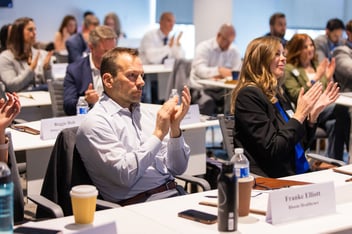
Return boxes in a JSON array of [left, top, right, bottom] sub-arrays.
[[0, 23, 11, 53], [333, 19, 352, 92], [103, 12, 125, 40], [190, 23, 242, 115], [54, 15, 77, 55], [284, 33, 350, 161], [314, 18, 345, 61], [139, 12, 185, 64], [66, 14, 99, 63], [0, 17, 53, 92], [265, 12, 288, 47], [64, 26, 117, 115]]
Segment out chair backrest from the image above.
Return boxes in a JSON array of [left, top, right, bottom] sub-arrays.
[[6, 131, 25, 223], [47, 78, 66, 117], [218, 114, 235, 159], [36, 126, 94, 218], [165, 58, 192, 100]]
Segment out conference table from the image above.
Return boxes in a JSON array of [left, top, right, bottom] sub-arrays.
[[18, 164, 352, 233]]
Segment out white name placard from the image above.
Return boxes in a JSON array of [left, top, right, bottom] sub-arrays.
[[266, 181, 336, 225], [181, 104, 200, 125], [40, 115, 84, 140]]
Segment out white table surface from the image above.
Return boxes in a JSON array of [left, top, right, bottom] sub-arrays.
[[18, 91, 51, 107], [17, 165, 352, 234], [197, 78, 236, 89]]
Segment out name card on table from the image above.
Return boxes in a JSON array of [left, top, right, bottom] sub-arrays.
[[181, 104, 200, 125], [266, 181, 336, 225], [40, 115, 84, 140]]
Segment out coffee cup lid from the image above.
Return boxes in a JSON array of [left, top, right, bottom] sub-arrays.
[[70, 185, 98, 197]]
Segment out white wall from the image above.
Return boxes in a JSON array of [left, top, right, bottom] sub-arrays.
[[194, 0, 232, 46]]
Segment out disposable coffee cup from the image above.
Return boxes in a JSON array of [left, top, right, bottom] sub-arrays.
[[231, 71, 239, 80], [238, 176, 254, 217], [70, 185, 98, 224]]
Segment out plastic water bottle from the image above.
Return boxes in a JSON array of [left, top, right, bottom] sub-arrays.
[[217, 161, 237, 232], [231, 148, 250, 178], [0, 162, 13, 234], [76, 96, 89, 115], [169, 89, 179, 99]]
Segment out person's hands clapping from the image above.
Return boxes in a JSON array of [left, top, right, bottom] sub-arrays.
[[0, 93, 21, 132], [325, 58, 336, 81], [153, 95, 177, 141], [293, 82, 322, 123], [308, 81, 339, 123], [29, 52, 40, 71]]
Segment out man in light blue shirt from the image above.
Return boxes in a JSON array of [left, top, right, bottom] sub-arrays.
[[76, 47, 191, 205]]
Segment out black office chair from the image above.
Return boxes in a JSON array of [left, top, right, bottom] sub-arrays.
[[29, 127, 119, 219], [6, 131, 62, 223]]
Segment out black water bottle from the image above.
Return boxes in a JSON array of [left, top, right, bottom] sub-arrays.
[[218, 161, 237, 232]]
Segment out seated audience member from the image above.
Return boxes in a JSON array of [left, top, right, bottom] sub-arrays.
[[63, 26, 117, 115], [333, 20, 352, 92], [284, 33, 349, 161], [190, 24, 242, 115], [139, 12, 185, 64], [0, 17, 53, 92], [103, 12, 125, 39], [0, 23, 11, 53], [53, 15, 77, 55], [314, 18, 345, 61], [0, 92, 22, 222], [265, 12, 288, 47], [76, 47, 191, 205], [231, 36, 339, 178], [66, 14, 99, 63]]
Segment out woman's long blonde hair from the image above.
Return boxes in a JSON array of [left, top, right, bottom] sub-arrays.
[[230, 36, 283, 113]]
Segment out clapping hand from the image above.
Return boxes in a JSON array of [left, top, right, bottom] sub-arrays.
[[0, 93, 21, 132], [308, 81, 339, 123], [293, 82, 322, 123]]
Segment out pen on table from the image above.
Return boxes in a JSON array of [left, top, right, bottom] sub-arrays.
[[345, 177, 352, 182]]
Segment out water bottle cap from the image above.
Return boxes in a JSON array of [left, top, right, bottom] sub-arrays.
[[234, 148, 244, 154], [0, 162, 11, 184]]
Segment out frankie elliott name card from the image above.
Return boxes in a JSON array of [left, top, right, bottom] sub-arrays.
[[40, 115, 84, 140], [266, 181, 335, 225]]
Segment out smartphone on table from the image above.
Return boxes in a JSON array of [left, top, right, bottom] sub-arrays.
[[178, 209, 217, 224]]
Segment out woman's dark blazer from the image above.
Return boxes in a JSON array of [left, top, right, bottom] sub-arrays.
[[233, 86, 316, 178]]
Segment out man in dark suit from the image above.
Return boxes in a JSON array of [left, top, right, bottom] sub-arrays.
[[66, 14, 99, 63], [63, 26, 117, 115]]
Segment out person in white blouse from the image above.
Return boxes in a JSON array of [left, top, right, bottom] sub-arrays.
[[190, 23, 242, 115], [139, 12, 185, 65]]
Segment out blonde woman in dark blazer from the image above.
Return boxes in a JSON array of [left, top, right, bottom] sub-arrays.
[[231, 36, 339, 177]]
